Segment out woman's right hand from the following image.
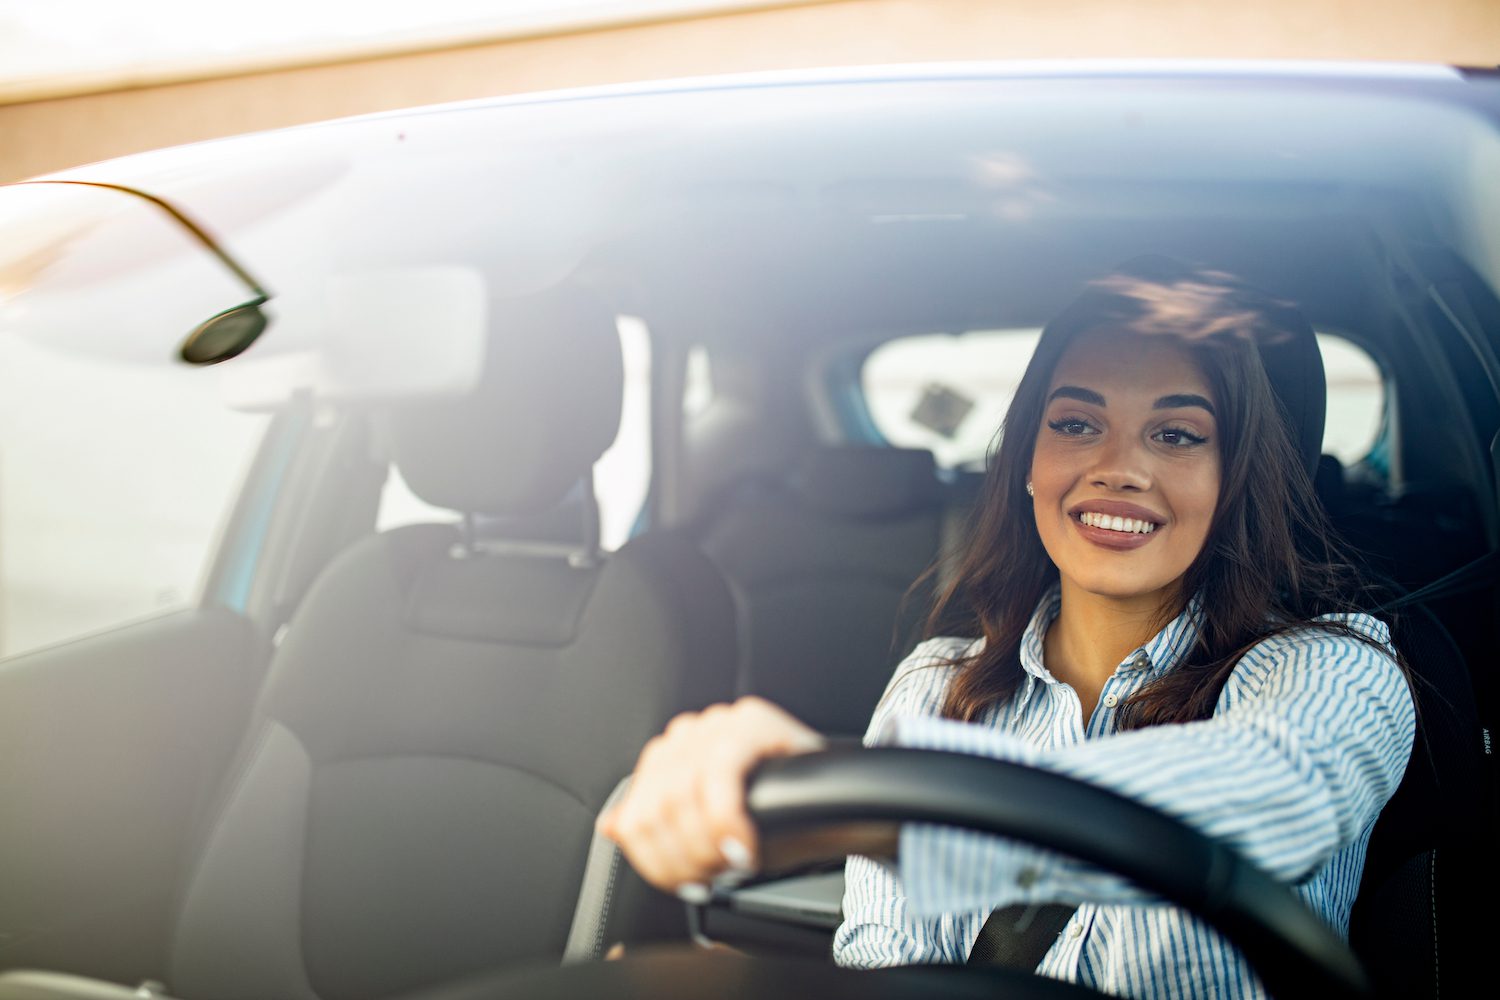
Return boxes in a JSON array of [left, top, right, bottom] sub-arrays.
[[596, 696, 825, 897]]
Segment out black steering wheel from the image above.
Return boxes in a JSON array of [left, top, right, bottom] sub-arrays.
[[430, 747, 1370, 1000], [744, 747, 1370, 999]]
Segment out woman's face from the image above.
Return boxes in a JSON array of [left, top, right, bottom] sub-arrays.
[[1029, 328, 1221, 610]]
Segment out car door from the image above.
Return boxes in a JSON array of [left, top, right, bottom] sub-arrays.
[[0, 181, 327, 985], [0, 364, 302, 985]]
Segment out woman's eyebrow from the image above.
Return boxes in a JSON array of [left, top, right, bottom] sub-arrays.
[[1047, 386, 1105, 406], [1046, 386, 1216, 416], [1154, 393, 1216, 415]]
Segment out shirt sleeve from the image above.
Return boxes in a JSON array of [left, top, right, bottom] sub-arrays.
[[881, 617, 1415, 917], [832, 637, 985, 967]]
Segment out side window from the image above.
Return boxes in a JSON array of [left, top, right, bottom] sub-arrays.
[[0, 337, 269, 659], [375, 315, 652, 551], [1316, 333, 1384, 466], [859, 329, 1386, 470]]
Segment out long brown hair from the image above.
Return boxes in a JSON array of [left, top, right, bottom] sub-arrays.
[[928, 258, 1386, 728]]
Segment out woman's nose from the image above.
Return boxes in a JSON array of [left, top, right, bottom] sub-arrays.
[[1088, 437, 1152, 492]]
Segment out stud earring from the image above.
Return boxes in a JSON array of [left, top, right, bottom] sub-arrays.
[[1025, 481, 1034, 496]]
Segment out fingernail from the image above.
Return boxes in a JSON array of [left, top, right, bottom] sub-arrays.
[[718, 836, 753, 871], [676, 882, 711, 905]]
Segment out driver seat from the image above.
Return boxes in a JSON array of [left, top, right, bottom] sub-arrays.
[[1347, 602, 1489, 999], [1257, 306, 1490, 997]]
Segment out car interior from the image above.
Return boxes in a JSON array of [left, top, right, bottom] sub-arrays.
[[642, 221, 1499, 995], [1, 72, 1497, 1000]]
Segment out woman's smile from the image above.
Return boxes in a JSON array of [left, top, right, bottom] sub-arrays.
[[1069, 499, 1166, 549]]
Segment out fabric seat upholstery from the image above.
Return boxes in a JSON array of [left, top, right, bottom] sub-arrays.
[[165, 291, 737, 1000], [1349, 603, 1488, 999], [695, 446, 950, 736]]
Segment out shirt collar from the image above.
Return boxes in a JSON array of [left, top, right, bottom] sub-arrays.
[[1017, 586, 1063, 684], [1016, 583, 1202, 686], [1135, 592, 1203, 677]]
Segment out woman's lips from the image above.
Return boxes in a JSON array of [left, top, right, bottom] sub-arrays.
[[1071, 512, 1162, 550]]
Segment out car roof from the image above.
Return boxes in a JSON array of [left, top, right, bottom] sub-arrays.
[[318, 59, 1476, 120]]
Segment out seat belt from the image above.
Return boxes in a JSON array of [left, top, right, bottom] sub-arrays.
[[1358, 237, 1500, 614], [1373, 547, 1500, 613], [967, 902, 1076, 969]]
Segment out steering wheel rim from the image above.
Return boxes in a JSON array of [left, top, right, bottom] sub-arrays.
[[744, 746, 1371, 1000]]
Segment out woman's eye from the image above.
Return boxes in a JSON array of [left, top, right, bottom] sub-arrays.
[[1154, 426, 1208, 447], [1047, 418, 1097, 436]]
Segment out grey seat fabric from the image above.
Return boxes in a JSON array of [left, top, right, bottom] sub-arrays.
[[695, 446, 953, 737], [166, 291, 737, 1000]]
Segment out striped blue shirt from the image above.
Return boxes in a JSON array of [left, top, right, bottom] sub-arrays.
[[833, 587, 1414, 998]]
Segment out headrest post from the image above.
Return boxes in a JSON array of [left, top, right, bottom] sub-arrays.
[[569, 472, 603, 569]]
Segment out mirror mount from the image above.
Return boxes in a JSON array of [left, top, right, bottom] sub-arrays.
[[10, 179, 274, 364]]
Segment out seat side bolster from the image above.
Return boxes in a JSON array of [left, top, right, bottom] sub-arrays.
[[168, 722, 320, 1000], [563, 776, 634, 964]]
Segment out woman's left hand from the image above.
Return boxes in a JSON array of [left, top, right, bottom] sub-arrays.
[[597, 696, 826, 897]]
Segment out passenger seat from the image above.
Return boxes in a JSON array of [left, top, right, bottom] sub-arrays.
[[695, 446, 966, 736], [157, 290, 738, 999]]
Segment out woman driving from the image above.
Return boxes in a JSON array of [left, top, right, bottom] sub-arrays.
[[598, 256, 1415, 998]]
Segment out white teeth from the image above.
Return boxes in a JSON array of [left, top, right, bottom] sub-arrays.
[[1079, 512, 1157, 534]]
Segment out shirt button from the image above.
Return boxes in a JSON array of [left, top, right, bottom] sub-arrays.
[[1017, 866, 1040, 889], [1102, 693, 1120, 709], [1131, 652, 1150, 669], [1070, 922, 1085, 938]]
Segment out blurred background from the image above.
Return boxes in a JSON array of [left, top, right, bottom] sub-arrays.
[[2, 0, 1498, 183]]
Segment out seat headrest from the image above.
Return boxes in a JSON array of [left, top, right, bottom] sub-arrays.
[[1259, 326, 1326, 479], [791, 446, 939, 517], [388, 290, 624, 517]]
